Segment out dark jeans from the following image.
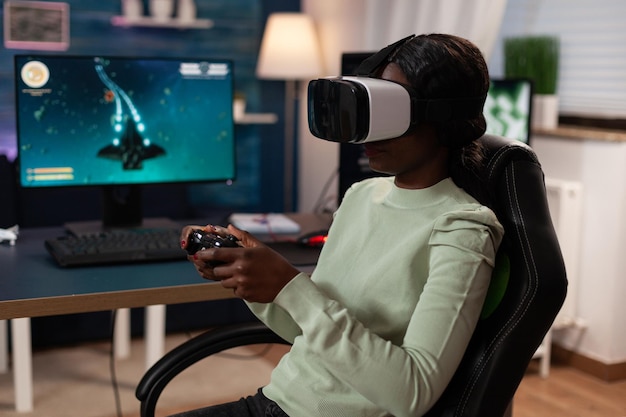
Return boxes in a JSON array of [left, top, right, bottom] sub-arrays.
[[170, 389, 289, 417]]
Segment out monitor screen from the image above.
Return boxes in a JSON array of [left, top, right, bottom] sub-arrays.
[[484, 78, 533, 144], [14, 55, 235, 188]]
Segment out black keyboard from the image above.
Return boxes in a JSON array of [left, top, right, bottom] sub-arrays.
[[45, 228, 187, 267]]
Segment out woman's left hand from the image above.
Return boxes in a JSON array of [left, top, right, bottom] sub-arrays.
[[190, 224, 301, 303]]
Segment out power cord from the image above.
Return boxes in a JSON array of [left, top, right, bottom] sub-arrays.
[[312, 168, 339, 214]]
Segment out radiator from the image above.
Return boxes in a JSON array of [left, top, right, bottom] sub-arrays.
[[544, 178, 584, 329]]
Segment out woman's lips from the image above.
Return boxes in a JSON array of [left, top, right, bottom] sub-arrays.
[[363, 143, 384, 157]]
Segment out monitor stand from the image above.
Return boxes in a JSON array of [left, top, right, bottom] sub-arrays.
[[64, 217, 182, 237], [64, 185, 181, 236]]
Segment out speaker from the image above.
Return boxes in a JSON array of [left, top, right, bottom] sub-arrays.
[[0, 155, 17, 228]]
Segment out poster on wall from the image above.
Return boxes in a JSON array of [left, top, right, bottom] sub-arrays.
[[3, 1, 70, 51]]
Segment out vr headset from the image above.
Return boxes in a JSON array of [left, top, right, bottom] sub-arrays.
[[307, 35, 487, 144]]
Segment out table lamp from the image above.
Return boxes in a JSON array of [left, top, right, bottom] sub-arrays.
[[256, 12, 323, 212]]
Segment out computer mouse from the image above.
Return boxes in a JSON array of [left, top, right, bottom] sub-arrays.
[[296, 230, 328, 248]]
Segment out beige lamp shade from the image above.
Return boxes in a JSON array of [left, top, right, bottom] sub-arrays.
[[256, 13, 323, 80]]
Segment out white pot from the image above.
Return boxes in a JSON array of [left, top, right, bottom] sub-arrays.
[[150, 0, 174, 21], [122, 0, 143, 20], [532, 94, 559, 130], [177, 0, 197, 23]]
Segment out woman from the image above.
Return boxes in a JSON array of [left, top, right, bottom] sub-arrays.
[[178, 33, 504, 417]]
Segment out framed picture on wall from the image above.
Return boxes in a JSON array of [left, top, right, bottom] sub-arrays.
[[3, 1, 70, 51]]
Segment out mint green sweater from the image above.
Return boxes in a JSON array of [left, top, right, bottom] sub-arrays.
[[248, 177, 504, 417]]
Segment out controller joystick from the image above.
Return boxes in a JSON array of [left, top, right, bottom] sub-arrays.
[[185, 228, 240, 256]]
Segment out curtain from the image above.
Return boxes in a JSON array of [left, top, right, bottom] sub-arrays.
[[304, 0, 508, 74], [363, 0, 507, 59]]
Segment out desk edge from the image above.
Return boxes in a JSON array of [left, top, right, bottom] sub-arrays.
[[0, 282, 234, 320]]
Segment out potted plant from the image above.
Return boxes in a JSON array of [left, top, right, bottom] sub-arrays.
[[504, 35, 560, 130]]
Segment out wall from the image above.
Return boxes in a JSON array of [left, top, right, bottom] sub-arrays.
[[298, 0, 366, 212]]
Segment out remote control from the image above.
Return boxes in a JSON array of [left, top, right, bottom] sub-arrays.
[[185, 229, 240, 256]]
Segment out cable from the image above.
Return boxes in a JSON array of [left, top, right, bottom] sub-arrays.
[[312, 168, 339, 214], [109, 309, 123, 417], [215, 343, 275, 360], [252, 213, 279, 242]]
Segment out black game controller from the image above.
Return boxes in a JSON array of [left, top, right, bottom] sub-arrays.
[[185, 229, 240, 256]]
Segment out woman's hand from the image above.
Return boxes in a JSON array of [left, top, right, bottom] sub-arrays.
[[180, 224, 300, 303]]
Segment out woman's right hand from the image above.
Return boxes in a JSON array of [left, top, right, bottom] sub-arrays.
[[179, 224, 300, 303]]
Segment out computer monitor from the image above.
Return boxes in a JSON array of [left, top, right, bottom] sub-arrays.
[[484, 78, 533, 144], [337, 52, 533, 201], [14, 54, 235, 231]]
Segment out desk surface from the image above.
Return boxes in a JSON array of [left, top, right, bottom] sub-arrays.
[[0, 213, 331, 320]]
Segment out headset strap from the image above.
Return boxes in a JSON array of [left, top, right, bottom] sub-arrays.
[[354, 34, 487, 122], [413, 96, 487, 122], [355, 34, 415, 76]]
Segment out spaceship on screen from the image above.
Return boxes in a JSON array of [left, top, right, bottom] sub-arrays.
[[94, 59, 165, 170], [97, 117, 165, 170]]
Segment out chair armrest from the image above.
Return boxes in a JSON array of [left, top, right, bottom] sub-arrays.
[[135, 321, 290, 417]]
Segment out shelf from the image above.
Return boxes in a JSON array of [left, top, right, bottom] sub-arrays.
[[111, 15, 213, 29], [235, 113, 278, 125]]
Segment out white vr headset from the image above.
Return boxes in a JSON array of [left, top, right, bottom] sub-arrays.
[[306, 34, 486, 144], [307, 76, 487, 144]]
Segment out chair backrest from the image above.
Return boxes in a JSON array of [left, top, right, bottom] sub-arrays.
[[424, 134, 568, 417]]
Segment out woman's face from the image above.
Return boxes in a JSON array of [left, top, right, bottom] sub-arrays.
[[363, 63, 449, 189]]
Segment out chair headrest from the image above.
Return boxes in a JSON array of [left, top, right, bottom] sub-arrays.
[[478, 134, 538, 182], [469, 134, 541, 213]]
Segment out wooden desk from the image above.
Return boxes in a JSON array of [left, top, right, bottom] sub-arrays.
[[0, 226, 233, 412], [0, 227, 234, 321], [0, 212, 330, 411]]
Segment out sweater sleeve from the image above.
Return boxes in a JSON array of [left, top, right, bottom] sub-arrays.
[[259, 208, 503, 417], [246, 275, 306, 343]]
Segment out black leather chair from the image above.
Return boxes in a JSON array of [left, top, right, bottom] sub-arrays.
[[136, 134, 568, 417]]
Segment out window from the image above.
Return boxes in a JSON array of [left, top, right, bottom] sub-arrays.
[[488, 0, 626, 121]]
